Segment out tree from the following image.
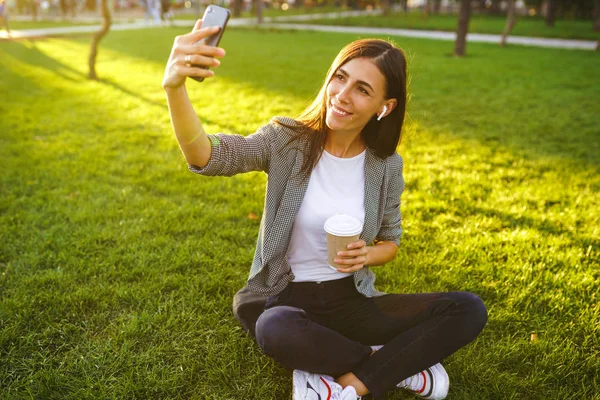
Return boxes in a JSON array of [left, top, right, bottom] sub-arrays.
[[501, 0, 517, 47], [596, 0, 600, 52], [382, 0, 391, 17], [256, 0, 262, 24], [88, 0, 111, 80], [454, 0, 472, 57], [546, 0, 557, 27], [231, 0, 242, 18], [399, 0, 408, 12], [489, 0, 501, 15], [594, 0, 600, 32], [30, 0, 38, 21]]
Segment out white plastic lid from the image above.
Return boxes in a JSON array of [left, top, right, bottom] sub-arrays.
[[324, 214, 363, 236]]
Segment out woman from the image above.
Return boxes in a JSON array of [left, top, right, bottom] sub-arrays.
[[162, 20, 487, 400]]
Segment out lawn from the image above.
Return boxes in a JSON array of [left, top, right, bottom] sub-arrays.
[[298, 11, 600, 41], [174, 5, 346, 20], [5, 19, 104, 30], [0, 27, 598, 399]]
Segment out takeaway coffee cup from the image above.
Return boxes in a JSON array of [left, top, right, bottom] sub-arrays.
[[324, 214, 363, 271]]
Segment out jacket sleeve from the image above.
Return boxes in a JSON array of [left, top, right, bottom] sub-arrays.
[[375, 155, 404, 247], [187, 123, 274, 177]]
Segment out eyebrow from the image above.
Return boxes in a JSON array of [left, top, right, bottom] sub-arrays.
[[338, 68, 375, 93]]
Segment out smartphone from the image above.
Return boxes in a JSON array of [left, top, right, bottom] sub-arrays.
[[190, 5, 231, 83]]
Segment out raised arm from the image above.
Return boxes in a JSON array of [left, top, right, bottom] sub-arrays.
[[162, 19, 226, 168]]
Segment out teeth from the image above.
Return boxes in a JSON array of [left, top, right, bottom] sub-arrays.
[[331, 104, 350, 116]]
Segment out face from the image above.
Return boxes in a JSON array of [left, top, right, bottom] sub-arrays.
[[325, 57, 389, 136]]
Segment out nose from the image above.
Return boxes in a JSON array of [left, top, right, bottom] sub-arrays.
[[335, 83, 351, 104]]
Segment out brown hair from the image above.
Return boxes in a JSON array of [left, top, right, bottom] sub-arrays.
[[275, 38, 408, 180]]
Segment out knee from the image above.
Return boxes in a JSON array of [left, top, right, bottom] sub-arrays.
[[458, 292, 488, 334], [255, 306, 304, 356]]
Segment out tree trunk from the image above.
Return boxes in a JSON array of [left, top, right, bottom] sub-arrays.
[[382, 0, 391, 16], [256, 0, 262, 24], [454, 0, 471, 57], [398, 0, 408, 12], [88, 0, 111, 80], [232, 0, 242, 18], [490, 0, 501, 15], [433, 0, 441, 14], [477, 0, 485, 13], [594, 0, 600, 32], [31, 0, 37, 22], [545, 0, 557, 27], [59, 0, 67, 17], [500, 0, 516, 47]]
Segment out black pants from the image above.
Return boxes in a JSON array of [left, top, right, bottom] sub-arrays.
[[234, 276, 487, 399]]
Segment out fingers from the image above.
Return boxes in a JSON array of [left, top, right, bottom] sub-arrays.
[[181, 53, 221, 68], [334, 239, 367, 271], [180, 43, 226, 58], [192, 18, 203, 31], [191, 25, 221, 43], [336, 241, 367, 258], [346, 240, 367, 250], [336, 248, 367, 258], [334, 255, 366, 265], [179, 64, 215, 79], [177, 24, 221, 46], [336, 264, 364, 273]]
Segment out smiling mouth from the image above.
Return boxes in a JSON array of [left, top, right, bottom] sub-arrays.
[[330, 102, 352, 117]]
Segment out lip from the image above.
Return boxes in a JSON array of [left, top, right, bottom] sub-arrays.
[[329, 101, 353, 117]]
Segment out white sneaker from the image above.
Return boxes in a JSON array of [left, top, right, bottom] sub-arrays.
[[292, 370, 362, 400], [397, 363, 449, 399], [371, 345, 449, 400]]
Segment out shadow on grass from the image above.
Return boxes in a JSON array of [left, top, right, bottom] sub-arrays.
[[0, 39, 82, 86], [0, 39, 168, 111], [87, 27, 600, 170]]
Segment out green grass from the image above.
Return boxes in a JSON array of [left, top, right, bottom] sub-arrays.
[[1, 27, 599, 399], [174, 5, 345, 20], [6, 20, 99, 30], [299, 11, 600, 41]]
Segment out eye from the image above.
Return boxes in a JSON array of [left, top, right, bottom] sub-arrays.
[[336, 73, 345, 81], [358, 86, 369, 95]]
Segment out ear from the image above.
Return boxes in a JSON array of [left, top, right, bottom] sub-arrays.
[[382, 98, 398, 117]]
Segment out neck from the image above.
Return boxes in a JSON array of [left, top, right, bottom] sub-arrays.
[[324, 128, 366, 158]]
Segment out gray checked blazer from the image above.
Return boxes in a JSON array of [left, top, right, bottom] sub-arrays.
[[189, 117, 404, 297]]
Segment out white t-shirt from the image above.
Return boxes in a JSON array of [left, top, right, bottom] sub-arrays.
[[287, 149, 366, 282]]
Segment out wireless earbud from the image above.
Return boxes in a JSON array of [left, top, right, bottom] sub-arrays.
[[377, 105, 388, 121]]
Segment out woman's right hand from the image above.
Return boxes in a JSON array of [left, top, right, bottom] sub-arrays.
[[162, 19, 226, 90]]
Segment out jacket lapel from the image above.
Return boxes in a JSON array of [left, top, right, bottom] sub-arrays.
[[362, 149, 385, 242], [267, 150, 310, 260]]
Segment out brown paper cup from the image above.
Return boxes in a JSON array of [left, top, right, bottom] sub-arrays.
[[326, 232, 361, 270], [324, 214, 363, 271]]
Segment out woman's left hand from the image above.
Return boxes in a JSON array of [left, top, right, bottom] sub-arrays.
[[334, 240, 369, 273]]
